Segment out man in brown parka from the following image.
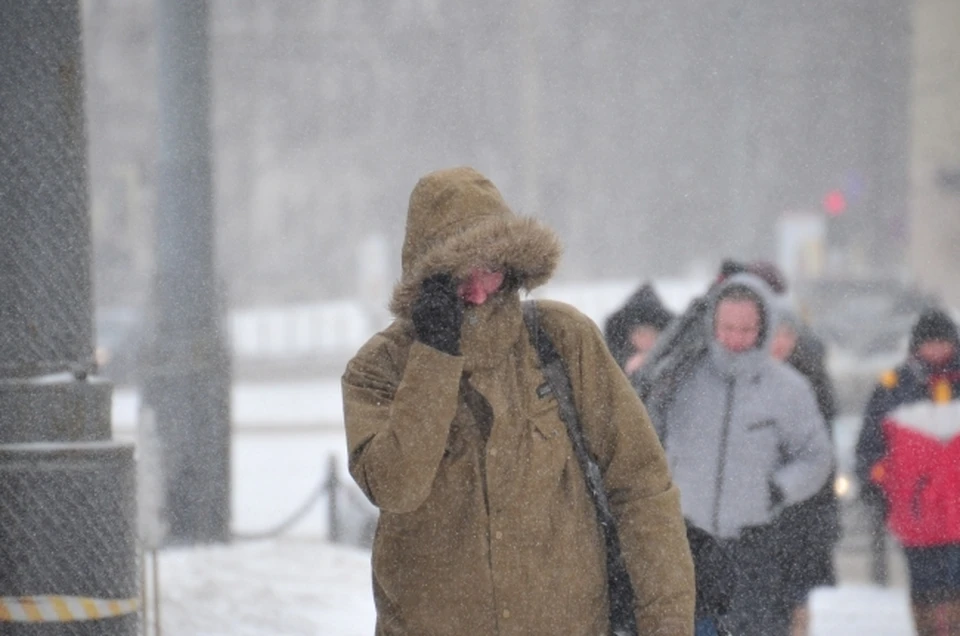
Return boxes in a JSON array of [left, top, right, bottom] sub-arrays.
[[341, 167, 695, 636]]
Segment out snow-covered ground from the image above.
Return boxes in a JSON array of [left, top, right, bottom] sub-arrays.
[[154, 537, 915, 636], [156, 539, 375, 636]]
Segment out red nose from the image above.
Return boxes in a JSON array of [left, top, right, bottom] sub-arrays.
[[458, 269, 505, 305]]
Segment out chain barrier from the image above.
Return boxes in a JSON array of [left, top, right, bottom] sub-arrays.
[[232, 454, 377, 546]]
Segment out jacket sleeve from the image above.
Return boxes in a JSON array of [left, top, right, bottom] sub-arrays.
[[770, 379, 834, 508], [855, 381, 895, 490], [544, 304, 695, 636], [341, 336, 465, 514]]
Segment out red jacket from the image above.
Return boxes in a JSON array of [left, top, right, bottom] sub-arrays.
[[857, 361, 960, 546]]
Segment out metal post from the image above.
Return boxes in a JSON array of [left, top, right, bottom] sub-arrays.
[[867, 501, 889, 586], [724, 4, 757, 257], [327, 456, 340, 543], [142, 0, 232, 545], [0, 3, 137, 634]]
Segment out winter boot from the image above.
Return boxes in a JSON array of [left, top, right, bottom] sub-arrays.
[[912, 602, 950, 636], [946, 599, 960, 635]]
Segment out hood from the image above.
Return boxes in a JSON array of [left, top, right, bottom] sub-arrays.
[[390, 167, 562, 318], [609, 283, 674, 333], [604, 283, 674, 365], [909, 308, 960, 353], [703, 272, 777, 349], [703, 272, 778, 378]]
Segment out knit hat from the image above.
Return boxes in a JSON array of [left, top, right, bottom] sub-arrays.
[[910, 308, 959, 350]]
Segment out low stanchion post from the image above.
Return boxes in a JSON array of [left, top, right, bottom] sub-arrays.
[[868, 500, 888, 586], [152, 550, 161, 636], [326, 456, 340, 543]]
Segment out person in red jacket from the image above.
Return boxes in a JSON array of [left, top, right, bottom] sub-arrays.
[[856, 308, 960, 636]]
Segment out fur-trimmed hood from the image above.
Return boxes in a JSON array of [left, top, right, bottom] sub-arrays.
[[703, 272, 778, 351], [389, 167, 562, 318]]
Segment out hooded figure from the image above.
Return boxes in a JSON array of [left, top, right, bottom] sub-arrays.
[[649, 272, 834, 636], [604, 283, 675, 374], [855, 308, 960, 635], [341, 167, 694, 635]]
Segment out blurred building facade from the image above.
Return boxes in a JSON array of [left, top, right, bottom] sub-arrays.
[[82, 1, 915, 309], [908, 0, 960, 309]]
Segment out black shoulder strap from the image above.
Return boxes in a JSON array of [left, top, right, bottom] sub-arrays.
[[522, 301, 599, 481], [521, 301, 638, 636]]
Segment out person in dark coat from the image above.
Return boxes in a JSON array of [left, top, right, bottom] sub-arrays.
[[748, 260, 840, 636], [770, 305, 840, 636], [855, 308, 960, 636], [603, 283, 674, 375]]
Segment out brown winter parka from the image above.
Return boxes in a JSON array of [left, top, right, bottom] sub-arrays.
[[342, 167, 694, 635]]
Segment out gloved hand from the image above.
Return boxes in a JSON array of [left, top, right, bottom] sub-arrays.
[[411, 273, 463, 356]]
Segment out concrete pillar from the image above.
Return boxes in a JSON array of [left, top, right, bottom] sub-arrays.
[[0, 3, 138, 634], [909, 0, 960, 307]]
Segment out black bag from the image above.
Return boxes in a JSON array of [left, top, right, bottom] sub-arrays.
[[522, 301, 638, 636]]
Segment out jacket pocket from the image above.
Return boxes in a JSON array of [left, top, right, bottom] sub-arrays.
[[528, 394, 565, 439], [526, 399, 572, 481]]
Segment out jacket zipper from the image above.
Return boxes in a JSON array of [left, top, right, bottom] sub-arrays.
[[711, 378, 736, 535]]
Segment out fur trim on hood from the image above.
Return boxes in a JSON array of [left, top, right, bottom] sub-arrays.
[[390, 167, 562, 318]]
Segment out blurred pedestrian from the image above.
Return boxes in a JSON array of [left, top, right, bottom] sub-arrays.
[[769, 306, 840, 635], [604, 282, 674, 376], [341, 167, 695, 635], [750, 261, 841, 636], [605, 281, 737, 635], [855, 308, 960, 636], [648, 271, 834, 636]]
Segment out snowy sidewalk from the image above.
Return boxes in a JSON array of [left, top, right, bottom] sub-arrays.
[[155, 539, 375, 636], [811, 585, 915, 635], [155, 538, 916, 635]]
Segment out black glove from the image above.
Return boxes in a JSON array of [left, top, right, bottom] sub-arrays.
[[411, 273, 463, 356]]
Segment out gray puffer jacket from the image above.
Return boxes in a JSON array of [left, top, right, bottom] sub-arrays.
[[654, 273, 834, 539]]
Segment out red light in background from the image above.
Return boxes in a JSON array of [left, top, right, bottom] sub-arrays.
[[823, 190, 847, 216]]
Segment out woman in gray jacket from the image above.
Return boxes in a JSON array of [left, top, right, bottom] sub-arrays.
[[651, 272, 834, 636]]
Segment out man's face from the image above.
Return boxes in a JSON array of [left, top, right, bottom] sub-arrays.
[[917, 340, 956, 368], [714, 299, 761, 353], [457, 268, 505, 305]]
